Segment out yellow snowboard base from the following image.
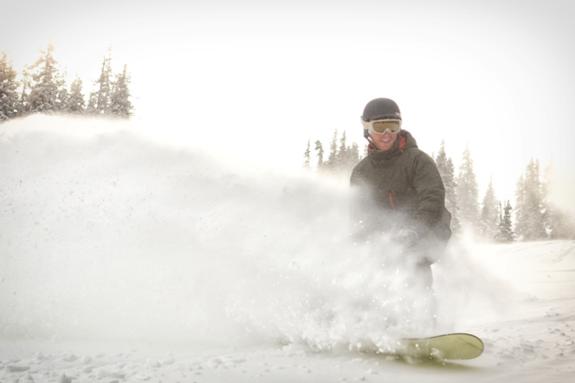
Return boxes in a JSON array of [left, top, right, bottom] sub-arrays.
[[398, 332, 484, 360]]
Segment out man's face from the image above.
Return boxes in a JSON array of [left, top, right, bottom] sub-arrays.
[[370, 129, 399, 151]]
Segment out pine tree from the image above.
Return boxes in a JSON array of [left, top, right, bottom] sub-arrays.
[[480, 179, 499, 240], [109, 64, 132, 118], [515, 159, 547, 240], [0, 52, 19, 121], [349, 142, 360, 166], [435, 142, 460, 233], [548, 208, 575, 239], [27, 45, 65, 113], [546, 204, 575, 239], [342, 135, 361, 176], [446, 157, 460, 232], [496, 201, 514, 242], [514, 174, 526, 237], [327, 130, 338, 170], [66, 78, 85, 113], [309, 134, 361, 176], [315, 130, 362, 176], [86, 91, 98, 114], [338, 131, 347, 167], [18, 68, 30, 115], [543, 165, 575, 239], [456, 147, 479, 232], [314, 140, 324, 169], [93, 53, 113, 115], [56, 84, 69, 112], [303, 140, 311, 169]]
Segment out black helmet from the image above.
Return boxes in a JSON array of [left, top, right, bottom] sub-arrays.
[[361, 98, 401, 122]]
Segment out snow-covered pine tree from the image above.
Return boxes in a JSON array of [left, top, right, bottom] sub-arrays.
[[86, 91, 98, 114], [496, 200, 514, 242], [541, 163, 553, 237], [94, 54, 113, 115], [514, 174, 526, 237], [435, 142, 460, 233], [546, 205, 575, 239], [303, 140, 311, 169], [456, 147, 479, 232], [109, 65, 132, 118], [0, 52, 19, 121], [55, 83, 69, 112], [18, 68, 30, 115], [541, 164, 575, 239], [446, 157, 460, 232], [66, 78, 85, 113], [314, 140, 324, 169], [515, 159, 547, 240], [27, 45, 64, 113], [480, 179, 499, 240]]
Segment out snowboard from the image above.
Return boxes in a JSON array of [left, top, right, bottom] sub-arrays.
[[397, 333, 484, 360]]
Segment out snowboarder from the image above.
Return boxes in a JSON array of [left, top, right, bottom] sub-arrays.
[[350, 98, 452, 290]]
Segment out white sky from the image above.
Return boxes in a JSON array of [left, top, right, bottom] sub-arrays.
[[2, 0, 575, 202]]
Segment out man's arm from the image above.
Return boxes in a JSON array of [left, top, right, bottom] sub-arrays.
[[410, 151, 446, 234]]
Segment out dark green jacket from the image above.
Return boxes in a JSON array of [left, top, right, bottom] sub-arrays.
[[350, 130, 451, 244]]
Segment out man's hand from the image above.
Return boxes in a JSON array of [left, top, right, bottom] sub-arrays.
[[393, 228, 420, 248]]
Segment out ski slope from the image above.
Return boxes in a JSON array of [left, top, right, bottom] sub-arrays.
[[1, 116, 574, 382]]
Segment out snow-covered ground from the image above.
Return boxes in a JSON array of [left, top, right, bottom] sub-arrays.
[[1, 116, 574, 382]]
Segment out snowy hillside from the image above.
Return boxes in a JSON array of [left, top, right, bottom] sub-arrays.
[[1, 116, 574, 382]]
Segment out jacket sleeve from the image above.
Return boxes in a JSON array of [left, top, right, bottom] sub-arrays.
[[350, 164, 362, 187], [410, 151, 446, 234]]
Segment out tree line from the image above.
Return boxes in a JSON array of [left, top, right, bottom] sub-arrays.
[[0, 45, 132, 122], [304, 130, 362, 175], [435, 144, 573, 241], [305, 132, 575, 242]]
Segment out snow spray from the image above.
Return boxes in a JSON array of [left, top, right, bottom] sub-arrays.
[[0, 115, 501, 352]]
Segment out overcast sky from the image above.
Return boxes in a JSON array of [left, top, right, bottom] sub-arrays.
[[2, 0, 575, 202]]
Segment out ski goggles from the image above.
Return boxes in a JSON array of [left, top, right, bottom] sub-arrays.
[[362, 119, 402, 134]]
